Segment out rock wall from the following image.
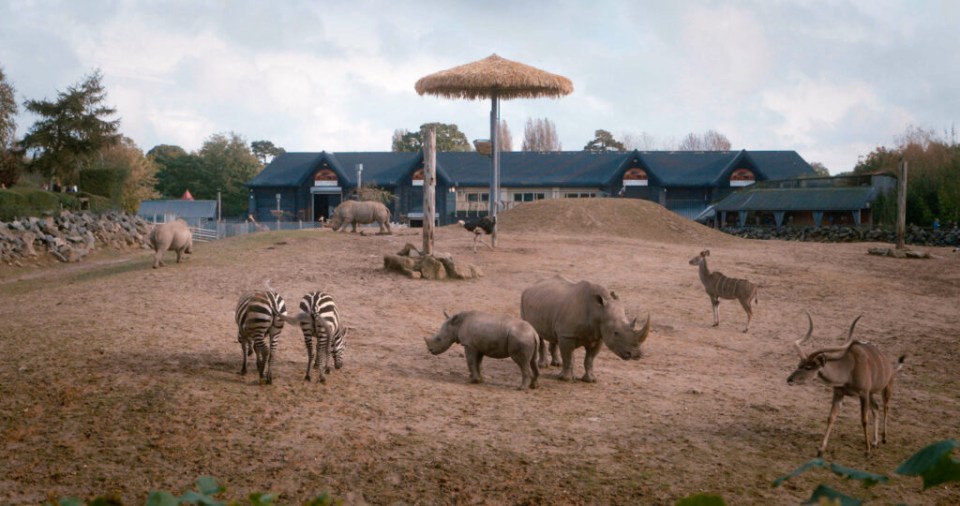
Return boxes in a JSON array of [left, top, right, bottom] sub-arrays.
[[0, 211, 152, 266], [719, 225, 960, 247]]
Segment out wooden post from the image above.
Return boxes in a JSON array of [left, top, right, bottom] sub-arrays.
[[490, 94, 500, 248], [423, 126, 436, 256], [896, 159, 907, 250]]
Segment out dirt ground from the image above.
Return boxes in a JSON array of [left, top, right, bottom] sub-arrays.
[[0, 198, 958, 505]]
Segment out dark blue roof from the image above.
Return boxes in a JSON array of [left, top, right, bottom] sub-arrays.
[[246, 152, 326, 187], [247, 149, 813, 189], [438, 151, 628, 187], [713, 187, 877, 212], [327, 152, 422, 185]]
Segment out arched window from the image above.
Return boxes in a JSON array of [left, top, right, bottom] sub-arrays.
[[730, 168, 755, 187], [412, 168, 424, 186], [623, 167, 649, 187], [314, 169, 338, 186]]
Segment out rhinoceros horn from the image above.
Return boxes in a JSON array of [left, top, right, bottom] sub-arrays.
[[633, 314, 651, 344]]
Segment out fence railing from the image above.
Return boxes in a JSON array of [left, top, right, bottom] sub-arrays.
[[142, 215, 328, 241]]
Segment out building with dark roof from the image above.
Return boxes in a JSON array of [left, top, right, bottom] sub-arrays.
[[138, 199, 218, 224], [701, 173, 896, 228], [245, 149, 815, 225]]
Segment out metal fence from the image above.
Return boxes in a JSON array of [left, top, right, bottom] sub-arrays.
[[141, 215, 327, 241]]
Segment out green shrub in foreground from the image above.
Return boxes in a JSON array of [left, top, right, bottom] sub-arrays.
[[676, 439, 959, 505], [47, 476, 342, 506]]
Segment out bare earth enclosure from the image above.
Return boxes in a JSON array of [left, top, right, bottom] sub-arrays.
[[1, 199, 958, 505]]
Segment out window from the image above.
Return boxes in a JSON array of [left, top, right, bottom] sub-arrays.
[[730, 168, 756, 187], [563, 192, 598, 199], [513, 192, 545, 202], [465, 192, 490, 203]]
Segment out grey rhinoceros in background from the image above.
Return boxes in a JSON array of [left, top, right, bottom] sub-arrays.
[[424, 310, 541, 390], [148, 219, 193, 269], [521, 275, 651, 383], [327, 200, 392, 234]]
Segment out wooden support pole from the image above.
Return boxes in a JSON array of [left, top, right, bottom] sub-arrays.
[[423, 126, 436, 256], [896, 159, 908, 250]]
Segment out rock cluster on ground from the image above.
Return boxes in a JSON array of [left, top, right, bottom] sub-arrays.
[[383, 243, 483, 280], [0, 211, 151, 266], [719, 224, 960, 247]]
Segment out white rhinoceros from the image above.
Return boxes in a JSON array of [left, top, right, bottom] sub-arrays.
[[425, 310, 541, 390], [521, 275, 650, 383], [148, 219, 193, 269], [327, 200, 392, 234]]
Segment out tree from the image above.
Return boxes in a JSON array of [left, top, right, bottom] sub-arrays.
[[622, 131, 659, 151], [853, 125, 960, 226], [521, 117, 561, 151], [20, 70, 121, 186], [0, 65, 22, 187], [498, 120, 513, 152], [251, 140, 285, 166], [147, 144, 188, 167], [0, 65, 16, 151], [196, 132, 261, 216], [89, 137, 159, 212], [703, 129, 732, 151], [809, 162, 830, 177], [583, 129, 625, 152], [391, 123, 471, 152], [151, 145, 202, 200], [677, 130, 732, 151]]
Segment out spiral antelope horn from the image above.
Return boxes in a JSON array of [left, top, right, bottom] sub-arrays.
[[794, 311, 814, 359]]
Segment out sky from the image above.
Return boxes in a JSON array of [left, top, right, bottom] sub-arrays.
[[1, 0, 958, 174]]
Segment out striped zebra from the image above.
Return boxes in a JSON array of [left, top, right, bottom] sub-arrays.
[[689, 249, 759, 333], [282, 291, 345, 383], [235, 290, 287, 385]]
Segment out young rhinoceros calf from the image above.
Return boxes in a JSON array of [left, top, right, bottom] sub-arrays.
[[425, 310, 541, 390]]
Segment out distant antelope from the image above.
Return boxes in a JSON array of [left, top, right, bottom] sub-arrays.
[[787, 312, 905, 457], [688, 249, 758, 332]]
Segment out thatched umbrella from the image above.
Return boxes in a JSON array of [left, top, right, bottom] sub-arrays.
[[415, 54, 573, 246]]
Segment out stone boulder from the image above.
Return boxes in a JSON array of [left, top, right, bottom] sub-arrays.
[[383, 243, 482, 280]]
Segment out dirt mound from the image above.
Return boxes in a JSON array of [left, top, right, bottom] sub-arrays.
[[497, 198, 737, 245]]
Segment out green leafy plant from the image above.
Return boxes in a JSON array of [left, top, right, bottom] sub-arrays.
[[675, 439, 959, 505], [895, 439, 960, 490], [675, 493, 726, 505], [48, 475, 341, 506], [769, 439, 959, 504]]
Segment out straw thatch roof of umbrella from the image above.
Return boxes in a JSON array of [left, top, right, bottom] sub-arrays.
[[415, 54, 573, 100]]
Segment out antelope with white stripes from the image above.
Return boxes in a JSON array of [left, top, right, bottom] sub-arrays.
[[689, 249, 758, 332], [787, 312, 905, 457]]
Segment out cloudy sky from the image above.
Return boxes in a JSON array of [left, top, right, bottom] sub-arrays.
[[1, 0, 957, 173]]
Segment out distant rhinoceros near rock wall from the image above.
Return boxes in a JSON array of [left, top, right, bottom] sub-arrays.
[[327, 200, 392, 234], [521, 275, 650, 383], [148, 219, 193, 269]]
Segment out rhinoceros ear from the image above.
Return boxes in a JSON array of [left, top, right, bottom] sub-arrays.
[[443, 309, 450, 320], [447, 312, 465, 326], [610, 291, 619, 300]]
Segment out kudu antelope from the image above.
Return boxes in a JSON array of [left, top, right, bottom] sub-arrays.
[[787, 312, 905, 457], [688, 249, 758, 332]]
